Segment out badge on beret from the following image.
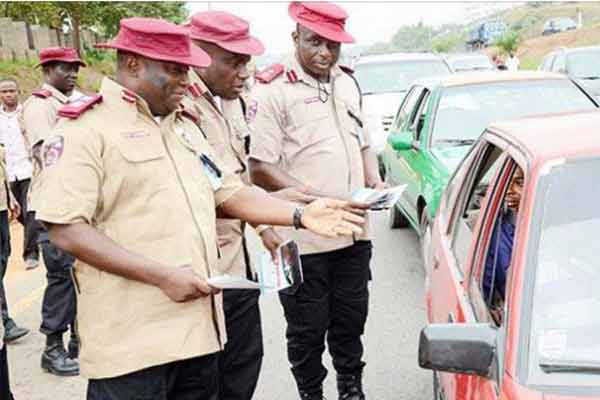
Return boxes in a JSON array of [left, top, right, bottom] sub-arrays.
[[246, 100, 258, 123], [42, 135, 64, 167]]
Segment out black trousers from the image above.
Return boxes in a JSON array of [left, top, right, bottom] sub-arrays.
[[279, 241, 372, 394], [9, 179, 39, 261], [0, 211, 13, 328], [0, 345, 14, 400], [87, 353, 219, 400], [39, 228, 76, 336], [219, 289, 263, 400]]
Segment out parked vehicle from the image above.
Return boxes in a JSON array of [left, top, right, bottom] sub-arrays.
[[353, 53, 451, 162], [382, 71, 598, 254], [539, 46, 600, 102], [420, 109, 600, 400], [542, 17, 577, 36], [466, 20, 507, 49], [445, 53, 495, 72]]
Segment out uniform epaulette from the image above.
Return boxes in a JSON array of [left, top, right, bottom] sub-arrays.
[[255, 63, 284, 84], [339, 64, 354, 74], [187, 83, 202, 99], [32, 89, 52, 99], [181, 108, 200, 123], [57, 94, 103, 119]]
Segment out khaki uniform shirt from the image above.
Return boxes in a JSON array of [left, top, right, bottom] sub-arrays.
[[21, 83, 70, 212], [36, 78, 243, 379], [248, 57, 372, 255], [184, 71, 251, 278]]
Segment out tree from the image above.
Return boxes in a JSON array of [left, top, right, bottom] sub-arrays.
[[494, 31, 521, 55]]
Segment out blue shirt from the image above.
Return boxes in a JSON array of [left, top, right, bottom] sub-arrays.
[[483, 209, 515, 303]]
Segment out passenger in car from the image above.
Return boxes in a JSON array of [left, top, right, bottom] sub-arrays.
[[482, 166, 524, 310]]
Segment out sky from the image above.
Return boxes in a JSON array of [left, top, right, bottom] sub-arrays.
[[186, 1, 518, 55]]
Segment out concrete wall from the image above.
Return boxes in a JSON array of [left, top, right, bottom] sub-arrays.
[[0, 17, 99, 61]]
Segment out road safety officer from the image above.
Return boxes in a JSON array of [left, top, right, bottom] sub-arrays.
[[34, 17, 365, 399], [21, 46, 85, 376], [184, 11, 285, 400], [248, 2, 385, 400]]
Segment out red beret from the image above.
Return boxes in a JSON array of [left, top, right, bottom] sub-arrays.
[[289, 2, 355, 44], [95, 17, 211, 68], [188, 11, 264, 56], [36, 47, 86, 68]]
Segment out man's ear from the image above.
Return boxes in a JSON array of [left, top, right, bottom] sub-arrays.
[[291, 30, 299, 48], [126, 54, 144, 78]]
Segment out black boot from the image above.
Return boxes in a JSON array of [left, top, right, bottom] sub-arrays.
[[337, 374, 365, 400], [299, 388, 325, 400], [68, 331, 79, 359], [41, 333, 79, 377]]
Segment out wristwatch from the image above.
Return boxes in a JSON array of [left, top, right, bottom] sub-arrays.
[[293, 207, 305, 230]]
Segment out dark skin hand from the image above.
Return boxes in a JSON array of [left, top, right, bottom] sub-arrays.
[[43, 61, 80, 96]]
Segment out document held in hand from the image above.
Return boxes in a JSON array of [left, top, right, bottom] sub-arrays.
[[351, 185, 407, 210], [207, 240, 304, 294]]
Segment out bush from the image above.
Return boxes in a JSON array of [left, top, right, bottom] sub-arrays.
[[494, 31, 521, 55]]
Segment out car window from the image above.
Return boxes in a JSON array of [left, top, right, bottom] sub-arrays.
[[449, 143, 504, 273], [393, 86, 423, 131], [542, 54, 556, 71], [468, 161, 522, 328], [354, 60, 450, 94], [410, 90, 431, 140], [566, 50, 600, 78]]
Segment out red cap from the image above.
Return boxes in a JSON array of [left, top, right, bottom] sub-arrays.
[[289, 2, 355, 44], [95, 17, 211, 68], [188, 11, 264, 56], [35, 47, 86, 68]]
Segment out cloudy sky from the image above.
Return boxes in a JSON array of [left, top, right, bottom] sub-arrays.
[[186, 1, 512, 55]]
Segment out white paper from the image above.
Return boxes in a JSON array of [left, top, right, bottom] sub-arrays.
[[351, 185, 407, 210], [207, 274, 262, 290]]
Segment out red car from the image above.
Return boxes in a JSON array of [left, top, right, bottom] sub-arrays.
[[419, 110, 600, 400]]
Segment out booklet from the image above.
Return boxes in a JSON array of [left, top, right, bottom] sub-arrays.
[[351, 185, 407, 210], [208, 240, 303, 294]]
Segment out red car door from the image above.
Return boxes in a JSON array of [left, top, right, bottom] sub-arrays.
[[428, 136, 509, 400]]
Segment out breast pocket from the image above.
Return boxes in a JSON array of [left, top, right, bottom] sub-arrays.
[[113, 133, 169, 194], [342, 102, 366, 149], [288, 102, 336, 146]]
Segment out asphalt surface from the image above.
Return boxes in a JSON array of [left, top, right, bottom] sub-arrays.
[[5, 212, 431, 399]]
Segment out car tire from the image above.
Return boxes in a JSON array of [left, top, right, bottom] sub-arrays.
[[389, 204, 409, 229], [420, 206, 432, 273]]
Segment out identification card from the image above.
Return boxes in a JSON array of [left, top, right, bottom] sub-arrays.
[[200, 154, 223, 191]]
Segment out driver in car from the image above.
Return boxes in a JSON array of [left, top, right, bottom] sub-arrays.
[[482, 165, 524, 319]]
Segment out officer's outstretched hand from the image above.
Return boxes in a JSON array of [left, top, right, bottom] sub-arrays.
[[302, 198, 365, 238], [160, 267, 220, 303]]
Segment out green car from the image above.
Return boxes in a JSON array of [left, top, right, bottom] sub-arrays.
[[382, 71, 598, 240]]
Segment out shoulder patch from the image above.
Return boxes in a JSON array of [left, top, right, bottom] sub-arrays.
[[339, 64, 355, 74], [187, 83, 203, 99], [58, 94, 103, 119], [181, 108, 200, 123], [32, 89, 52, 99], [42, 135, 64, 167], [255, 63, 284, 84]]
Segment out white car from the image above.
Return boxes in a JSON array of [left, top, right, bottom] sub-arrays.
[[353, 53, 451, 161]]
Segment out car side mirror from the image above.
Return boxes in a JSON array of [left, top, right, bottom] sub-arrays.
[[388, 131, 414, 151], [418, 323, 497, 377]]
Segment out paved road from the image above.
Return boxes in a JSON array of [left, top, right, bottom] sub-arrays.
[[5, 212, 431, 399]]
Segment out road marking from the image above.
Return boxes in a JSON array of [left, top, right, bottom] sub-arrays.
[[12, 285, 45, 318]]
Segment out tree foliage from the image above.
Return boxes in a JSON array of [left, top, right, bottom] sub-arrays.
[[494, 31, 521, 55], [365, 22, 465, 55], [2, 2, 188, 54]]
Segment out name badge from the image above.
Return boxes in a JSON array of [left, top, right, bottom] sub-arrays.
[[199, 153, 222, 191]]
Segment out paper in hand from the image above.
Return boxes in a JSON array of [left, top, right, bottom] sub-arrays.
[[352, 185, 407, 210]]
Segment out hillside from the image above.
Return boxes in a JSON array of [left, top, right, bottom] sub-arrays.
[[517, 22, 600, 69]]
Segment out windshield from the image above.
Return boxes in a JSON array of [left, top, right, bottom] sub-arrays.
[[431, 80, 596, 145], [354, 60, 450, 94], [526, 157, 600, 390], [567, 50, 600, 78], [450, 56, 493, 71]]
